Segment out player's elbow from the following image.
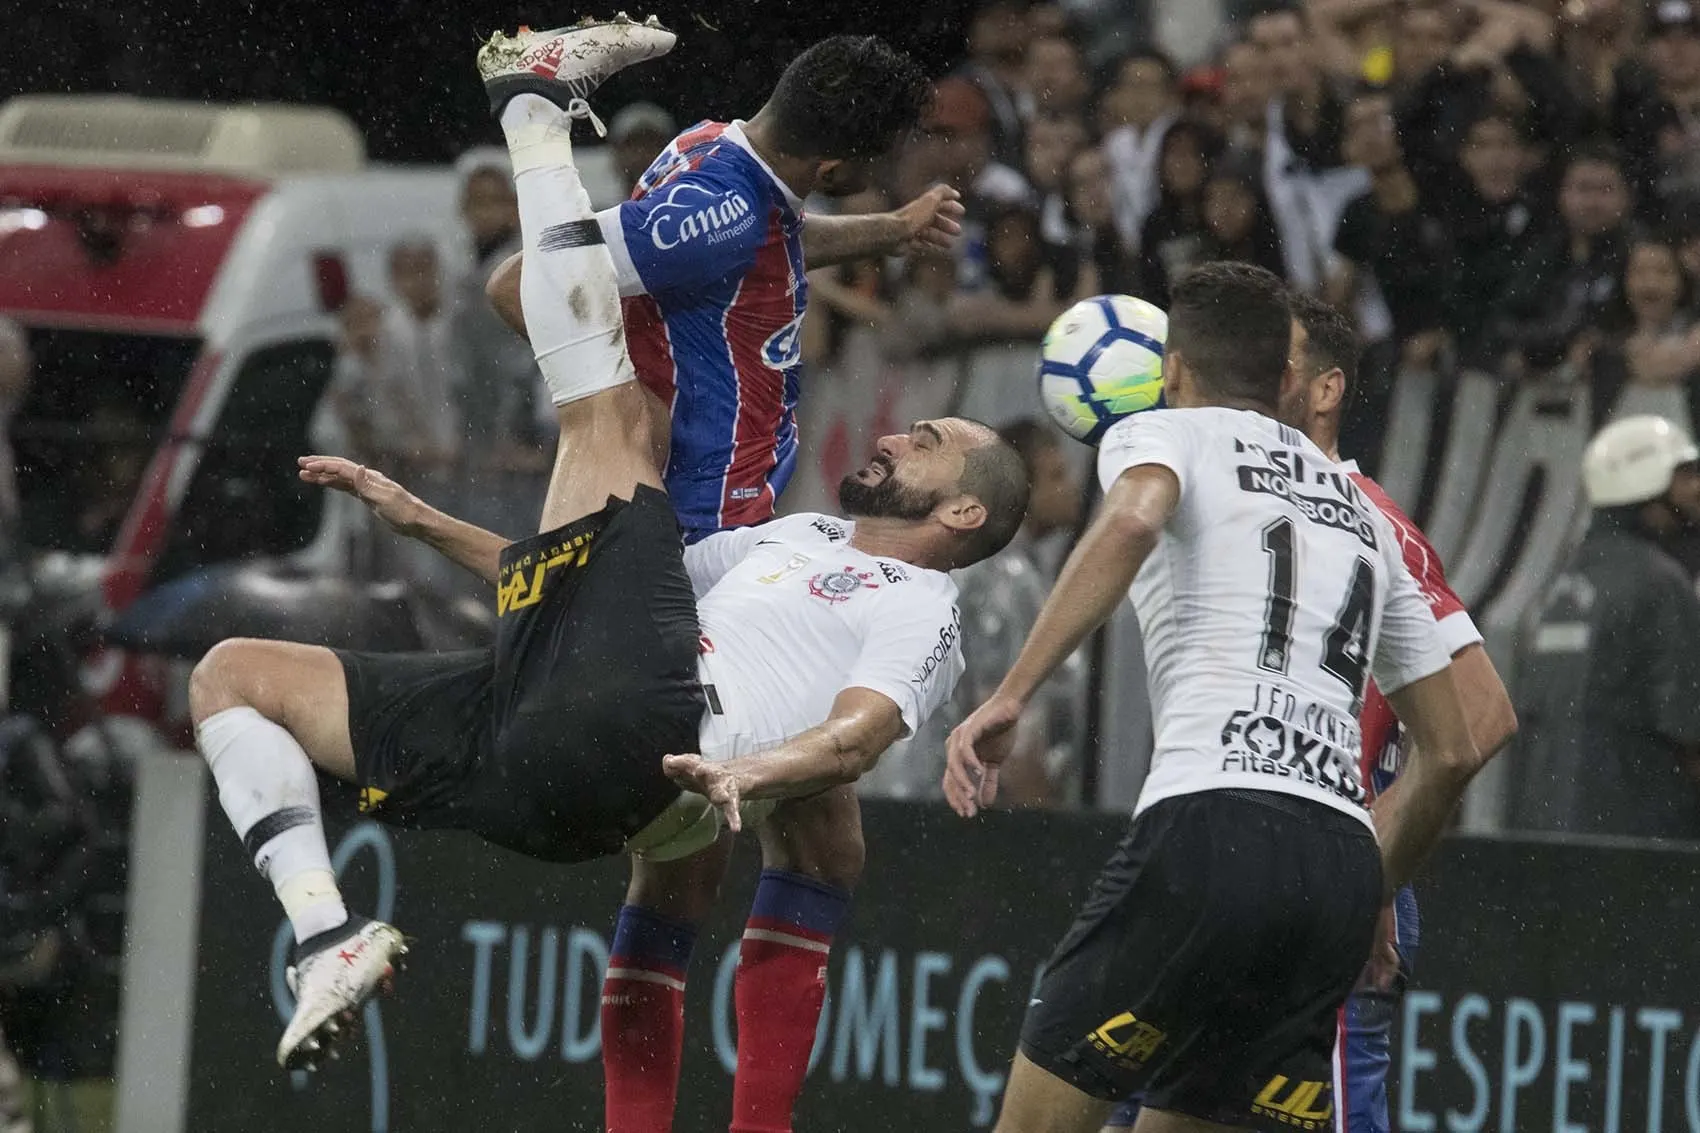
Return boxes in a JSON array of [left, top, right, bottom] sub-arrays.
[[1469, 694, 1518, 773]]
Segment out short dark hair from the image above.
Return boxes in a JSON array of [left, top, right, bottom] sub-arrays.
[[957, 422, 1032, 565], [995, 418, 1062, 480], [765, 36, 932, 160], [1289, 292, 1358, 389], [1166, 262, 1293, 409]]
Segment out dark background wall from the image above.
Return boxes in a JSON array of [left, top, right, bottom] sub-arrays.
[[0, 0, 987, 163]]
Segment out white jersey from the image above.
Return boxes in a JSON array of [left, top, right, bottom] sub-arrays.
[[1098, 408, 1451, 827], [627, 513, 964, 859]]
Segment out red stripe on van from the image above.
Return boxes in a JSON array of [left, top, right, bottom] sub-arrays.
[[0, 167, 265, 331]]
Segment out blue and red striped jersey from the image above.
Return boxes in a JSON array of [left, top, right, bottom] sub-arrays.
[[604, 120, 808, 539]]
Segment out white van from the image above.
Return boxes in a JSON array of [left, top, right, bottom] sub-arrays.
[[0, 94, 615, 721]]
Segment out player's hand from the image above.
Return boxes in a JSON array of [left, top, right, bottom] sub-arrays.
[[662, 754, 745, 832], [297, 455, 421, 535], [895, 184, 965, 256], [943, 693, 1024, 819]]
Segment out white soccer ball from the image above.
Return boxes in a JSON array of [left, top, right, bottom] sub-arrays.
[[1037, 294, 1169, 444]]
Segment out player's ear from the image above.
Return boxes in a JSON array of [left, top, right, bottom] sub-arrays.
[[815, 157, 846, 188], [1318, 367, 1347, 416], [937, 494, 988, 536], [1161, 349, 1187, 406]]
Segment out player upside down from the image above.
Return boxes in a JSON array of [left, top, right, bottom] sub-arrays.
[[476, 21, 966, 1133], [187, 19, 1032, 1119]]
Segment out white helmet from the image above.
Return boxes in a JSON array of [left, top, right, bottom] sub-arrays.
[[1582, 415, 1700, 507]]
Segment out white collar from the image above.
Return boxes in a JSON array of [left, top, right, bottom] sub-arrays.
[[1337, 458, 1361, 474], [723, 120, 805, 213]]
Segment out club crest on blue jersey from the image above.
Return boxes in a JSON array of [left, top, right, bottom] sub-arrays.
[[762, 314, 805, 370], [807, 567, 880, 603]]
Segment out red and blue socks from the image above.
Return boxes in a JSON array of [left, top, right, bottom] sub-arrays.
[[731, 870, 852, 1133], [601, 904, 697, 1133]]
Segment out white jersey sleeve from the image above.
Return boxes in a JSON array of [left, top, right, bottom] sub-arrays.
[[1368, 512, 1453, 695], [683, 526, 767, 598], [844, 584, 964, 738], [682, 513, 852, 598], [1097, 410, 1198, 495]]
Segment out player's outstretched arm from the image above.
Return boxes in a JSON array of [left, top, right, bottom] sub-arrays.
[[803, 184, 964, 270], [663, 688, 906, 828], [1374, 666, 1480, 894], [1448, 642, 1518, 772], [297, 455, 512, 585], [944, 465, 1178, 818]]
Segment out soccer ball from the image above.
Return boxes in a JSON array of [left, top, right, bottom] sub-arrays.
[[1037, 294, 1168, 445]]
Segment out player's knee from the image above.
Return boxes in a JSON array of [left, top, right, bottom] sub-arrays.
[[764, 794, 866, 889], [189, 638, 263, 724]]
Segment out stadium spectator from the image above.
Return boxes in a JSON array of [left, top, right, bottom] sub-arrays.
[[1062, 145, 1139, 297], [1627, 0, 1700, 217], [1135, 121, 1222, 308], [1197, 149, 1288, 285], [1588, 232, 1700, 430], [1025, 112, 1090, 268], [1249, 4, 1347, 168], [1496, 140, 1633, 375], [606, 102, 676, 197], [1022, 34, 1092, 121], [1099, 49, 1181, 250], [1219, 38, 1277, 154], [332, 238, 460, 480], [1330, 89, 1452, 365], [956, 0, 1030, 167], [1445, 110, 1545, 369], [1395, 0, 1581, 197], [906, 76, 1032, 293], [1511, 415, 1700, 840]]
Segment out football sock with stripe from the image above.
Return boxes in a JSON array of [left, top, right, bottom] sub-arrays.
[[499, 92, 634, 407], [601, 904, 697, 1133], [196, 706, 347, 943], [731, 870, 852, 1133]]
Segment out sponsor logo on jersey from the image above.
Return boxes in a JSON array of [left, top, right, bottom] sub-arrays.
[[1237, 465, 1378, 548], [808, 517, 849, 542], [761, 314, 805, 370], [1087, 1011, 1166, 1069], [877, 561, 909, 585], [910, 608, 962, 686], [729, 486, 762, 500], [1219, 692, 1365, 804], [357, 786, 388, 814], [808, 566, 880, 603], [1251, 1076, 1334, 1129], [643, 183, 757, 251]]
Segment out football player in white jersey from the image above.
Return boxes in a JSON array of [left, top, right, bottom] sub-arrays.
[[186, 31, 1030, 1076], [945, 262, 1481, 1133]]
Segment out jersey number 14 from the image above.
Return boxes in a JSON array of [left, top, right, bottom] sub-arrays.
[[1257, 517, 1375, 708]]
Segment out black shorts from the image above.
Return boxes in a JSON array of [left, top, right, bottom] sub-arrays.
[[336, 486, 705, 863], [1021, 789, 1382, 1131]]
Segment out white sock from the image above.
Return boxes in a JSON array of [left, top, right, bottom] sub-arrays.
[[197, 706, 349, 943], [500, 94, 635, 406]]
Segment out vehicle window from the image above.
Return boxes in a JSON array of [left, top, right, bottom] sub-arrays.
[[152, 340, 335, 584], [13, 329, 199, 554]]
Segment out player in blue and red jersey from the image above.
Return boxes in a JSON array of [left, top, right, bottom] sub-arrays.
[[1100, 296, 1519, 1133], [488, 28, 961, 540], [477, 19, 965, 1132]]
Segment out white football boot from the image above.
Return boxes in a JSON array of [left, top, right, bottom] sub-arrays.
[[276, 916, 407, 1071], [477, 13, 676, 135]]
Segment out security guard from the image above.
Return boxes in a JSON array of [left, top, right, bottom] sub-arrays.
[[1511, 415, 1700, 839]]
